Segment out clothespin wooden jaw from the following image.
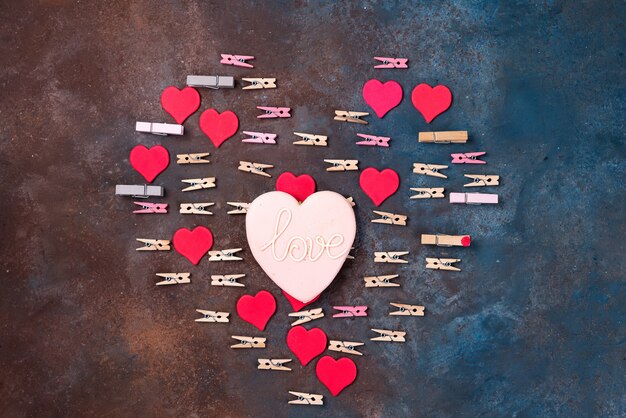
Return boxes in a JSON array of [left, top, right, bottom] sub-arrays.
[[332, 306, 368, 318], [195, 309, 230, 323], [451, 152, 486, 164], [421, 234, 471, 247], [136, 238, 170, 251], [418, 131, 468, 144], [449, 192, 498, 205], [257, 106, 291, 118], [115, 185, 164, 198], [181, 177, 216, 192], [328, 340, 364, 356], [371, 210, 407, 226], [155, 273, 190, 285], [211, 274, 245, 287], [389, 303, 425, 316], [410, 187, 445, 199], [370, 328, 406, 342], [208, 248, 243, 261], [230, 336, 266, 349], [133, 202, 168, 214], [464, 174, 499, 187], [242, 131, 277, 144], [177, 153, 210, 164], [288, 308, 324, 326], [425, 258, 461, 271], [227, 202, 249, 214], [258, 359, 292, 371], [288, 391, 324, 406], [364, 274, 400, 288], [412, 163, 448, 178], [334, 110, 369, 124], [374, 251, 409, 263], [293, 132, 328, 146], [355, 133, 391, 147], [179, 203, 214, 215], [238, 161, 274, 177], [324, 159, 359, 172], [373, 57, 409, 68], [186, 75, 235, 89], [242, 78, 276, 89], [136, 121, 184, 136], [220, 54, 254, 68]]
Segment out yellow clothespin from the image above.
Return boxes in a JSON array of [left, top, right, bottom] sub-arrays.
[[195, 309, 229, 323], [208, 248, 243, 261], [176, 153, 210, 164], [464, 174, 499, 187], [258, 359, 292, 371], [211, 274, 245, 287], [328, 340, 364, 356], [410, 187, 445, 199], [181, 177, 216, 192], [293, 132, 328, 146], [324, 159, 359, 172], [155, 273, 190, 286], [389, 303, 425, 316], [136, 238, 170, 251], [370, 328, 406, 342], [412, 163, 448, 178], [364, 274, 400, 288], [242, 77, 276, 90], [289, 308, 324, 326], [288, 391, 324, 406], [238, 161, 273, 178], [371, 210, 407, 226], [374, 251, 409, 263], [179, 203, 214, 215], [334, 110, 369, 124], [227, 201, 249, 215], [230, 336, 266, 349], [418, 131, 468, 144], [425, 258, 461, 271]]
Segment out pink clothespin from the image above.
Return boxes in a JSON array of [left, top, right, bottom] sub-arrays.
[[356, 133, 391, 147], [133, 202, 168, 214], [449, 192, 498, 205], [374, 57, 409, 69], [332, 306, 368, 318], [257, 106, 291, 118], [220, 54, 254, 68], [242, 131, 277, 144], [451, 152, 487, 164]]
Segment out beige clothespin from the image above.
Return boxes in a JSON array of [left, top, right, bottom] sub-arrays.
[[374, 251, 409, 263], [412, 163, 448, 178], [293, 132, 328, 146], [346, 247, 355, 260], [421, 234, 470, 247], [370, 328, 406, 342], [179, 203, 214, 215], [289, 308, 324, 326], [230, 336, 266, 349], [195, 309, 229, 323], [464, 174, 500, 187], [208, 248, 243, 261], [328, 340, 364, 356], [389, 303, 425, 316], [425, 258, 461, 271], [288, 391, 324, 406], [334, 110, 369, 124], [238, 161, 273, 178], [410, 187, 445, 199], [176, 153, 210, 164], [242, 77, 276, 89], [346, 196, 355, 207], [181, 177, 216, 192], [211, 274, 245, 287], [371, 210, 407, 226], [155, 273, 190, 286], [324, 159, 359, 172], [258, 359, 292, 371], [136, 238, 170, 251], [364, 274, 400, 288], [227, 201, 249, 215], [418, 131, 468, 144]]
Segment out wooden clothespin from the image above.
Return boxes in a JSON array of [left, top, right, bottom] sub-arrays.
[[418, 131, 468, 144], [370, 328, 406, 342], [410, 187, 445, 199], [328, 340, 364, 356], [356, 133, 390, 147], [211, 274, 245, 287], [345, 196, 356, 207], [242, 78, 276, 89], [413, 163, 448, 178], [449, 192, 498, 205], [220, 53, 254, 68], [421, 234, 471, 247], [135, 121, 184, 136], [136, 238, 170, 251], [195, 309, 230, 323], [179, 203, 214, 215], [293, 132, 328, 146], [227, 201, 249, 214], [389, 303, 425, 316], [257, 106, 291, 118], [464, 174, 499, 187], [238, 161, 273, 178], [334, 110, 369, 124], [155, 273, 190, 286], [289, 308, 324, 326], [115, 184, 164, 198], [451, 152, 486, 164], [133, 202, 167, 214], [425, 258, 461, 271], [364, 274, 399, 288], [374, 251, 409, 263], [288, 391, 324, 406], [324, 159, 359, 172], [242, 131, 277, 144], [181, 177, 216, 192], [373, 57, 408, 69], [208, 248, 243, 262], [371, 210, 407, 226], [230, 336, 266, 349], [177, 153, 210, 164], [346, 246, 355, 260], [258, 359, 292, 371], [186, 75, 234, 89], [332, 306, 368, 318]]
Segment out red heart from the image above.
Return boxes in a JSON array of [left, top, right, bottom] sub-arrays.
[[129, 145, 169, 183], [172, 226, 213, 265], [359, 167, 400, 206], [287, 326, 327, 366], [199, 108, 239, 148], [160, 86, 201, 124], [283, 291, 320, 312], [236, 290, 276, 331], [276, 172, 316, 202], [362, 79, 403, 118], [316, 356, 357, 396], [411, 83, 452, 123]]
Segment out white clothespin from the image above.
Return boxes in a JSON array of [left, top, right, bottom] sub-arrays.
[[258, 359, 292, 371], [370, 328, 406, 342], [136, 121, 184, 136], [211, 274, 245, 287], [242, 78, 276, 89], [227, 202, 249, 215], [136, 238, 170, 251], [425, 258, 461, 271], [238, 161, 273, 177], [208, 248, 243, 261], [334, 110, 369, 124], [242, 131, 277, 144], [230, 336, 266, 349], [324, 159, 359, 172], [328, 340, 364, 356], [389, 303, 425, 316], [371, 210, 407, 226], [410, 187, 445, 199], [289, 308, 324, 326], [186, 75, 234, 89], [374, 251, 409, 263], [413, 163, 448, 178], [464, 174, 500, 187], [155, 273, 190, 286], [293, 132, 328, 146], [115, 184, 164, 198], [288, 391, 324, 406], [195, 309, 229, 323], [181, 177, 216, 192], [364, 274, 399, 288], [179, 203, 214, 215], [177, 153, 210, 164]]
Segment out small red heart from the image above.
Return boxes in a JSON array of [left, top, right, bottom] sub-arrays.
[[199, 108, 239, 148], [236, 290, 276, 331], [316, 356, 357, 396], [276, 172, 316, 202], [129, 145, 169, 183], [461, 236, 471, 247], [283, 291, 320, 312], [359, 167, 400, 206], [160, 86, 201, 124], [287, 326, 327, 366], [411, 83, 452, 123], [362, 79, 403, 118], [172, 226, 213, 265]]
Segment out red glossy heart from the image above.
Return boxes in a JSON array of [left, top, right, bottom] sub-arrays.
[[129, 144, 169, 183], [172, 226, 213, 265], [236, 290, 276, 331], [362, 79, 403, 118], [411, 83, 452, 123], [359, 167, 400, 206], [199, 108, 239, 148], [316, 356, 357, 396], [283, 291, 320, 312], [287, 326, 327, 366], [276, 172, 316, 202], [160, 86, 200, 124]]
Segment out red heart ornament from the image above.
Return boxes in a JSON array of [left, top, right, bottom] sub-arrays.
[[236, 290, 276, 331], [129, 144, 169, 183], [287, 326, 327, 366], [316, 356, 357, 396], [276, 172, 316, 202], [199, 108, 239, 148], [411, 83, 452, 123], [283, 291, 320, 312], [160, 86, 201, 124], [359, 167, 400, 206], [172, 226, 213, 265], [362, 79, 403, 118]]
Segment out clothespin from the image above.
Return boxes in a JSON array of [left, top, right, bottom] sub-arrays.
[[421, 234, 471, 247], [410, 187, 445, 199], [334, 110, 369, 124], [230, 336, 266, 349], [425, 258, 461, 271], [208, 248, 243, 262], [179, 203, 214, 215], [220, 54, 254, 68], [242, 131, 277, 144], [155, 273, 190, 286], [373, 57, 409, 69], [356, 133, 391, 147], [363, 274, 399, 288], [346, 197, 356, 207], [133, 202, 167, 214], [413, 163, 448, 178], [418, 131, 468, 144], [370, 328, 406, 342], [176, 153, 210, 164], [186, 75, 234, 89], [328, 340, 364, 356], [332, 306, 368, 318], [227, 201, 249, 215], [258, 359, 292, 371], [195, 309, 229, 323], [346, 247, 355, 260], [288, 391, 324, 406], [289, 308, 324, 326], [371, 210, 407, 226], [242, 78, 276, 89], [374, 251, 409, 263], [115, 184, 164, 198], [324, 159, 359, 172], [464, 174, 499, 187], [451, 152, 487, 164], [293, 132, 328, 147], [211, 274, 245, 287], [389, 303, 425, 316], [136, 238, 170, 251], [238, 161, 273, 178], [449, 192, 498, 205], [135, 121, 184, 136], [257, 106, 291, 118], [181, 177, 216, 192]]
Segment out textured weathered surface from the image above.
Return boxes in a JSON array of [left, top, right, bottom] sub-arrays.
[[1, 1, 624, 417]]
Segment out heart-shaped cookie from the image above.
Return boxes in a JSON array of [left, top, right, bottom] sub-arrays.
[[129, 144, 169, 183], [287, 326, 327, 366], [160, 86, 201, 124], [316, 356, 357, 396], [172, 226, 213, 265], [199, 108, 239, 148], [276, 172, 316, 202], [246, 191, 356, 303], [236, 290, 276, 331], [411, 83, 452, 123], [362, 79, 403, 118], [359, 167, 400, 206], [283, 291, 320, 312]]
